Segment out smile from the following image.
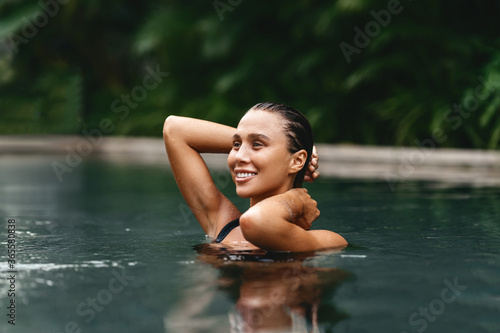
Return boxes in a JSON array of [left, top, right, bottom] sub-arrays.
[[236, 173, 257, 178]]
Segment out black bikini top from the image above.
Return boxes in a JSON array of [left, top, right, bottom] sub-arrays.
[[215, 218, 240, 243]]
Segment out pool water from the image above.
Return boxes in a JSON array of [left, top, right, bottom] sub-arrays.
[[1, 155, 499, 333]]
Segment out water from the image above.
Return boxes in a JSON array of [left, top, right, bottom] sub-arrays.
[[0, 155, 499, 333]]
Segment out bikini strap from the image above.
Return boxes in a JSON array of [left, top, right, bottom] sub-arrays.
[[215, 218, 240, 243]]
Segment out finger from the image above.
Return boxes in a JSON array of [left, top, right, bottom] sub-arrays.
[[310, 159, 318, 169], [304, 169, 319, 182]]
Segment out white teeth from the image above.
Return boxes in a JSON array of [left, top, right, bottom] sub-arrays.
[[236, 173, 257, 178]]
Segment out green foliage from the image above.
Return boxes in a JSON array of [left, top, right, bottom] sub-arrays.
[[0, 0, 499, 148]]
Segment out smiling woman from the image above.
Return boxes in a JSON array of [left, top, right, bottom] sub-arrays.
[[162, 103, 347, 252]]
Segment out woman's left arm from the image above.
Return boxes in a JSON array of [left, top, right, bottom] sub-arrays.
[[239, 188, 347, 252]]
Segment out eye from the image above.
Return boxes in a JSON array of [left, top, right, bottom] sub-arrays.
[[253, 141, 264, 148], [232, 141, 241, 149]]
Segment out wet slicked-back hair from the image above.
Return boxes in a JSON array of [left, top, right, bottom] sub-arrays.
[[248, 103, 313, 188]]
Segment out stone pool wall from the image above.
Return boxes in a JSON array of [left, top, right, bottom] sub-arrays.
[[1, 135, 499, 187]]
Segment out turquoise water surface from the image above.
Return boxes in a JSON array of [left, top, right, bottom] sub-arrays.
[[0, 155, 499, 333]]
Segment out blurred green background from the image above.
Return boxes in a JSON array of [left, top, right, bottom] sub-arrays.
[[1, 0, 499, 148]]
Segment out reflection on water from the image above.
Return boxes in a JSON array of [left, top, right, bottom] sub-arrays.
[[166, 244, 353, 333]]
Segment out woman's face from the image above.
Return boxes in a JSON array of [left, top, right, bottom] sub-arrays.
[[227, 110, 299, 205]]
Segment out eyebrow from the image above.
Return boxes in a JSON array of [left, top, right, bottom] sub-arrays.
[[232, 133, 271, 141]]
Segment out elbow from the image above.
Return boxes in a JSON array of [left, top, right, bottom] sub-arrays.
[[163, 115, 179, 139], [239, 210, 265, 244], [163, 115, 188, 146], [332, 234, 348, 248]]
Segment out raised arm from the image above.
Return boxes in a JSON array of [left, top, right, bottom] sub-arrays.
[[163, 116, 241, 237], [239, 188, 347, 252]]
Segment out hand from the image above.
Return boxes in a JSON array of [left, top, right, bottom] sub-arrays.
[[288, 188, 320, 230], [303, 146, 319, 183]]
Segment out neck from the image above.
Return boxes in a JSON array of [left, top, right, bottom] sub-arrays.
[[249, 178, 295, 207], [249, 197, 262, 207]]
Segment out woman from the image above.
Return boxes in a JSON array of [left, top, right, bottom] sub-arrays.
[[163, 102, 347, 252]]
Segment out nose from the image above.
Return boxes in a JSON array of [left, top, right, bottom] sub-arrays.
[[234, 144, 251, 164]]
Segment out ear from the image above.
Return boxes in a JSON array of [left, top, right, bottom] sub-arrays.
[[288, 149, 308, 175]]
